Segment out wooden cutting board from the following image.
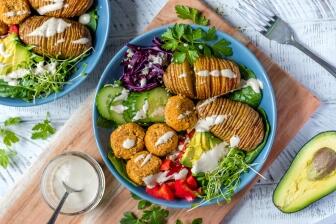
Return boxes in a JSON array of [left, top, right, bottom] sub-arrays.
[[0, 0, 320, 223]]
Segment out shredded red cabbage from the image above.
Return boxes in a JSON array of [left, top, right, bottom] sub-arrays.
[[121, 38, 172, 92]]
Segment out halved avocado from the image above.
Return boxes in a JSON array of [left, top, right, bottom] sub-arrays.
[[273, 131, 336, 213]]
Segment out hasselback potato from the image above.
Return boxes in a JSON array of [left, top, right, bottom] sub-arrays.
[[0, 20, 8, 36], [19, 16, 92, 59], [196, 97, 265, 151], [0, 0, 31, 25]]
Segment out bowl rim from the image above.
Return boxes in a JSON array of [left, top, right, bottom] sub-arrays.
[[0, 0, 111, 107], [93, 24, 277, 208]]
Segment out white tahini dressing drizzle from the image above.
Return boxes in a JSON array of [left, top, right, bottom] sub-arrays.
[[110, 105, 128, 114], [243, 78, 263, 93], [230, 135, 240, 148], [0, 69, 30, 86], [72, 38, 90, 45], [149, 107, 165, 117], [195, 115, 227, 132], [143, 168, 189, 188], [79, 14, 91, 25], [140, 154, 152, 167], [178, 73, 187, 78], [37, 0, 65, 15], [197, 96, 218, 109], [122, 139, 135, 149], [34, 61, 58, 75], [134, 154, 145, 163], [196, 69, 237, 78], [0, 44, 12, 58], [55, 38, 65, 45], [155, 131, 175, 147], [28, 18, 71, 38], [113, 88, 129, 102], [132, 100, 149, 121], [177, 111, 191, 120], [4, 10, 28, 17], [191, 142, 229, 174], [140, 78, 147, 88]]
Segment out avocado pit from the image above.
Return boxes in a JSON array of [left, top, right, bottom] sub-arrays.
[[307, 147, 336, 180]]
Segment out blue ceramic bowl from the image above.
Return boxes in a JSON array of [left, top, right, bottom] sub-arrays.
[[0, 0, 110, 107], [93, 25, 277, 208]]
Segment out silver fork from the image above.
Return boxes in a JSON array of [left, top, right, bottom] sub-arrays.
[[236, 0, 336, 78]]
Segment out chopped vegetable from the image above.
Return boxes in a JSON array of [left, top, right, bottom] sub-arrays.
[[121, 38, 171, 92], [108, 151, 137, 185]]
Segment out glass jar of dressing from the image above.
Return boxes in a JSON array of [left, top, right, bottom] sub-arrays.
[[41, 151, 105, 215]]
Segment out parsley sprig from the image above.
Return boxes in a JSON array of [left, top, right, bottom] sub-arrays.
[[175, 5, 209, 26], [161, 6, 232, 64], [31, 113, 56, 140], [120, 193, 203, 224]]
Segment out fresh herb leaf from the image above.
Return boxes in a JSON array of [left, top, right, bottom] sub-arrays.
[[140, 205, 169, 224], [87, 9, 99, 31], [4, 117, 22, 127], [204, 27, 217, 41], [211, 39, 233, 57], [175, 5, 209, 25], [96, 116, 116, 129], [0, 149, 16, 168], [173, 52, 186, 64], [176, 220, 183, 224], [31, 113, 55, 140], [120, 212, 140, 224], [0, 129, 19, 147], [108, 152, 137, 185], [131, 192, 142, 201], [192, 218, 203, 224], [138, 200, 152, 210]]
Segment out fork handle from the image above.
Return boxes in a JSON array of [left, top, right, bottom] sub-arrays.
[[289, 40, 336, 78]]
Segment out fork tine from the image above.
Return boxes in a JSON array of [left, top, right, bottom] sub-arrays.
[[239, 3, 272, 28], [251, 0, 276, 18], [235, 8, 267, 32], [240, 0, 274, 24]]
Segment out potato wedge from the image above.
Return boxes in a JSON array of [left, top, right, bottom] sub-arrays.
[[197, 97, 265, 151], [19, 16, 92, 59], [29, 0, 93, 18], [0, 0, 31, 25]]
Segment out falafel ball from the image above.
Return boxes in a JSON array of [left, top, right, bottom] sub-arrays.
[[165, 95, 198, 131], [126, 151, 161, 185], [110, 123, 145, 160], [145, 123, 178, 157]]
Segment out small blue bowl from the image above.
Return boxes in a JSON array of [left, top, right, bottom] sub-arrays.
[[93, 25, 277, 208], [0, 0, 110, 107]]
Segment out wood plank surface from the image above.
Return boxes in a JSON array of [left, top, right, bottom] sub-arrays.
[[0, 0, 320, 223]]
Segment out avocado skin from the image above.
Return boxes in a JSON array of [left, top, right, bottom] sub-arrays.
[[273, 131, 336, 213]]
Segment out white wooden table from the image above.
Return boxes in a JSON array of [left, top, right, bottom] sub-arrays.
[[0, 0, 336, 223]]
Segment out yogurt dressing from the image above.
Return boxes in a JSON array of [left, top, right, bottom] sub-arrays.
[[28, 18, 71, 38], [37, 0, 65, 15], [55, 38, 65, 46], [72, 38, 90, 45], [4, 10, 28, 17], [1, 69, 30, 86], [195, 115, 227, 132], [243, 78, 263, 93], [178, 73, 187, 78], [122, 139, 135, 149], [113, 88, 129, 102], [196, 69, 237, 78], [197, 96, 218, 109], [149, 107, 164, 117], [50, 155, 100, 213], [155, 131, 174, 147], [143, 168, 189, 188], [177, 110, 191, 120], [110, 104, 128, 114], [0, 43, 12, 58], [191, 142, 229, 174], [132, 100, 149, 121], [230, 135, 240, 148], [79, 14, 91, 25]]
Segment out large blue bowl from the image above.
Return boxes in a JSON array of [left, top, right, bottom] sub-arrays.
[[93, 25, 277, 208], [0, 0, 110, 107]]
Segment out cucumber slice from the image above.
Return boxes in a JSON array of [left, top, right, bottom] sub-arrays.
[[124, 91, 149, 123], [96, 86, 127, 124], [147, 87, 170, 122]]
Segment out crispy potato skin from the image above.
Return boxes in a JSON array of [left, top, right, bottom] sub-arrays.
[[197, 97, 265, 151], [165, 95, 198, 131], [110, 123, 145, 160], [145, 123, 178, 157], [0, 20, 8, 35], [19, 16, 92, 59], [29, 0, 93, 18], [163, 57, 241, 99], [126, 151, 161, 186], [0, 0, 31, 25]]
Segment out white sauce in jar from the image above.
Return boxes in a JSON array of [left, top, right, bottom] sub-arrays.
[[79, 14, 91, 25], [28, 18, 71, 38], [195, 115, 227, 132], [37, 0, 65, 15], [191, 142, 229, 174], [155, 131, 175, 147], [122, 139, 135, 149], [49, 155, 100, 213]]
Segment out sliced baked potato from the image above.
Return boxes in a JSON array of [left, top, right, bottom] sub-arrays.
[[29, 0, 93, 18], [19, 16, 92, 59], [163, 60, 195, 98], [0, 0, 31, 25], [163, 57, 241, 99], [197, 97, 265, 151], [0, 20, 8, 36]]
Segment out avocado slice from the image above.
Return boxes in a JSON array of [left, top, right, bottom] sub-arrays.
[[0, 34, 31, 75], [181, 132, 222, 167], [273, 131, 336, 213]]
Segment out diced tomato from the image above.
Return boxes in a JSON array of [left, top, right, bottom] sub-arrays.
[[9, 25, 19, 34], [174, 180, 197, 201], [187, 129, 195, 139], [160, 159, 173, 171], [186, 175, 198, 190], [146, 184, 175, 201], [167, 163, 183, 176]]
